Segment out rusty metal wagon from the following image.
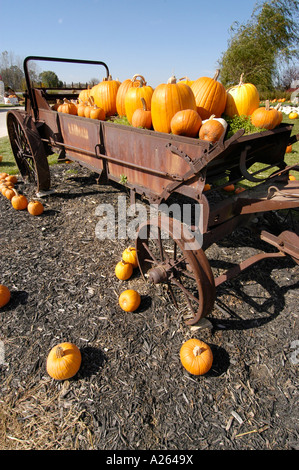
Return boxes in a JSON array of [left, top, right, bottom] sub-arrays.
[[6, 56, 299, 325]]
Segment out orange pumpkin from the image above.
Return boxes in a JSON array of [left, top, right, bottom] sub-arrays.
[[191, 70, 227, 120], [119, 289, 141, 312], [151, 76, 197, 133], [46, 342, 82, 380], [11, 190, 28, 210], [90, 105, 106, 120], [5, 175, 18, 184], [59, 99, 78, 115], [78, 86, 91, 103], [115, 260, 133, 280], [122, 246, 138, 268], [285, 145, 292, 153], [0, 284, 11, 308], [251, 100, 279, 130], [90, 75, 120, 117], [131, 97, 152, 129], [3, 186, 15, 200], [180, 338, 213, 375], [199, 119, 224, 143], [170, 109, 202, 137], [116, 75, 142, 117], [225, 73, 260, 117], [27, 200, 44, 216], [125, 76, 154, 124]]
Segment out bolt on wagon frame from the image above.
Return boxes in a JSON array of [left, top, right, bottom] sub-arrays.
[[6, 57, 299, 325]]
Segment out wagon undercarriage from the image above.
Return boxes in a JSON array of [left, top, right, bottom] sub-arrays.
[[6, 56, 299, 325]]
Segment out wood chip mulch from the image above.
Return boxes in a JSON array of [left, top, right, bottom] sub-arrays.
[[0, 163, 298, 450]]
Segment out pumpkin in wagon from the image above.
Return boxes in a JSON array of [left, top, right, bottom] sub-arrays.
[[116, 74, 143, 117], [199, 118, 224, 143], [170, 109, 202, 137], [251, 100, 279, 130], [131, 97, 152, 129], [180, 338, 213, 375], [125, 75, 154, 124], [90, 75, 120, 117], [190, 70, 227, 120], [151, 76, 197, 133], [225, 73, 260, 117], [46, 342, 82, 380]]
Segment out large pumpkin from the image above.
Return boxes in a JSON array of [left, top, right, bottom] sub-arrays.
[[151, 76, 197, 133], [190, 70, 227, 120], [116, 75, 143, 117], [90, 75, 120, 117], [124, 76, 154, 124], [225, 73, 260, 117]]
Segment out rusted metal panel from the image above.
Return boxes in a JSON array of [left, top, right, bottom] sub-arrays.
[[102, 122, 209, 196]]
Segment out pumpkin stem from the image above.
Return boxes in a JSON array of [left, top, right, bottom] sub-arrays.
[[167, 75, 177, 84], [193, 345, 204, 356], [265, 100, 270, 111], [213, 70, 220, 81], [140, 97, 147, 111], [238, 73, 244, 86], [131, 74, 146, 86], [55, 346, 65, 359]]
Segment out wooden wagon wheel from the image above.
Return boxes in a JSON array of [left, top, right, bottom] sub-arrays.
[[6, 111, 51, 192], [136, 214, 216, 325]]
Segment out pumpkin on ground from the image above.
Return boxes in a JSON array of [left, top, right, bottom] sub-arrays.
[[285, 145, 292, 153], [115, 260, 133, 280], [11, 190, 28, 210], [119, 289, 141, 312], [131, 97, 152, 129], [170, 109, 202, 137], [3, 186, 15, 200], [27, 200, 44, 216], [46, 342, 82, 380], [90, 75, 120, 117], [151, 76, 197, 133], [180, 338, 213, 375], [251, 100, 279, 130], [5, 175, 18, 184], [122, 246, 138, 268], [289, 111, 298, 119], [0, 284, 11, 308], [225, 73, 260, 117], [190, 70, 227, 120]]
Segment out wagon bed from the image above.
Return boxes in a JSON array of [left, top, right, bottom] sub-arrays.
[[6, 56, 299, 326]]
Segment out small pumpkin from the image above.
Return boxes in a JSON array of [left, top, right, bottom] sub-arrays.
[[52, 99, 63, 111], [27, 200, 44, 216], [11, 189, 28, 210], [78, 86, 91, 104], [0, 155, 3, 163], [3, 186, 15, 200], [0, 172, 8, 180], [77, 101, 87, 117], [223, 184, 235, 192], [59, 99, 78, 115], [119, 289, 141, 312], [131, 97, 152, 129], [5, 175, 18, 184], [46, 342, 82, 380], [170, 109, 202, 137], [285, 145, 292, 153], [251, 100, 279, 130], [180, 338, 213, 376], [115, 260, 133, 280], [122, 246, 138, 268], [289, 111, 298, 119], [90, 104, 106, 121], [289, 175, 296, 181], [199, 118, 224, 143], [0, 284, 11, 308]]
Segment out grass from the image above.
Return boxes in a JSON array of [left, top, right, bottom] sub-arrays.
[[0, 113, 298, 180]]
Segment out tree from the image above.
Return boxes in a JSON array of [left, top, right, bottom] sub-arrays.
[[38, 70, 62, 88], [218, 0, 299, 91]]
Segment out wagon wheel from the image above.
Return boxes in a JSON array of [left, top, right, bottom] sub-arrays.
[[136, 214, 216, 325], [6, 111, 50, 192]]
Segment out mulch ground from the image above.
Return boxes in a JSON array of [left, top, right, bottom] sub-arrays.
[[0, 162, 298, 450]]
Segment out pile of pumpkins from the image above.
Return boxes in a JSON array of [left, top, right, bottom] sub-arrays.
[[53, 71, 291, 143], [0, 172, 44, 215]]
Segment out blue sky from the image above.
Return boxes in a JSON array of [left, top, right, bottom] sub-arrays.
[[1, 0, 259, 87]]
